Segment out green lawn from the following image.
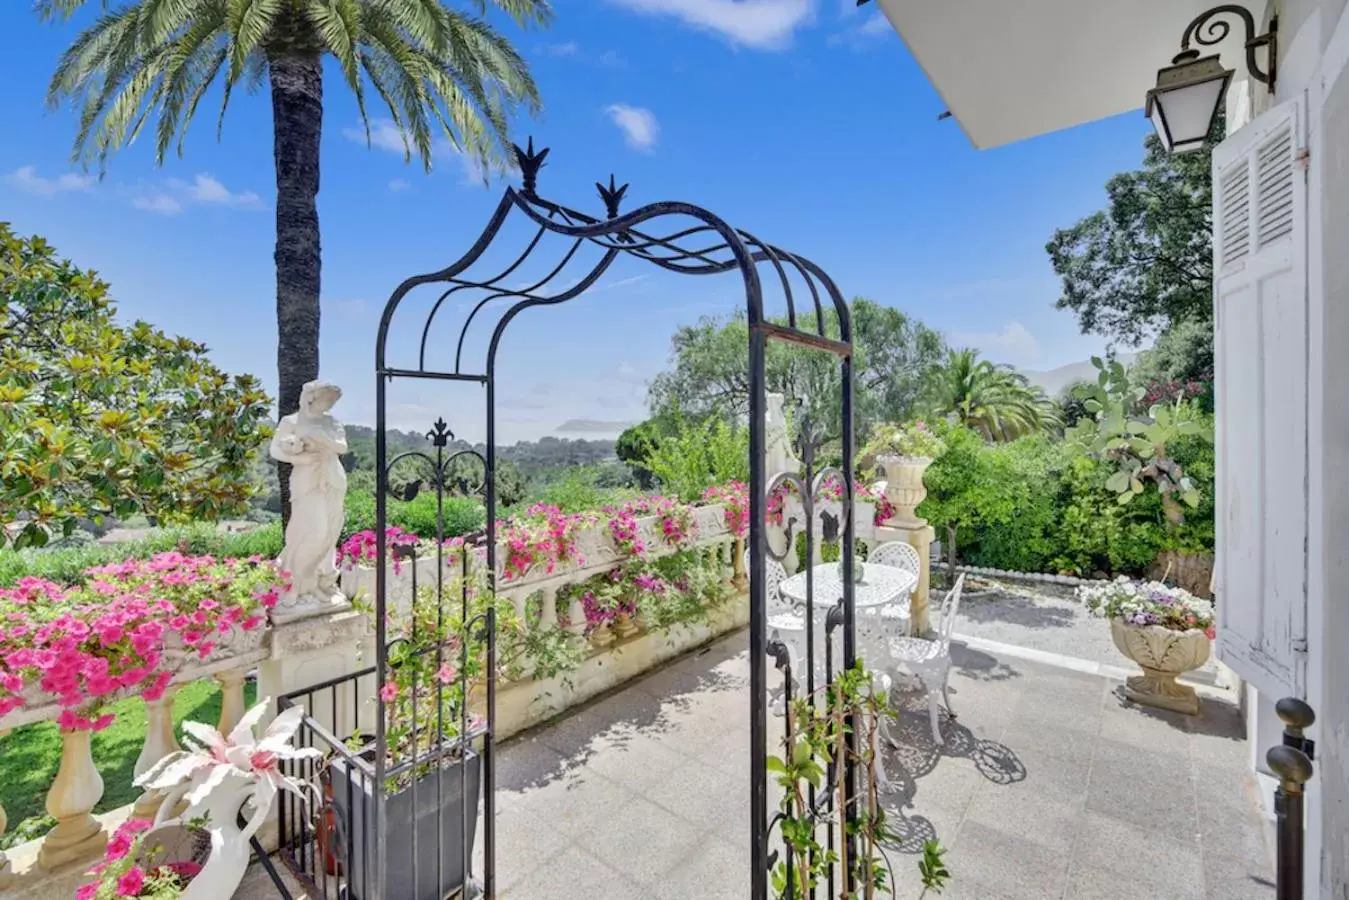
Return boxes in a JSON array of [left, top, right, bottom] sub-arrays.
[[0, 678, 257, 849]]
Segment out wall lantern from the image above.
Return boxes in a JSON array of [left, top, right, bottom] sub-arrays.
[[1146, 5, 1277, 153]]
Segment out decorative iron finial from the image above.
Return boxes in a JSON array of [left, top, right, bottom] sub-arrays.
[[511, 137, 549, 197], [428, 417, 454, 448], [596, 174, 628, 218]]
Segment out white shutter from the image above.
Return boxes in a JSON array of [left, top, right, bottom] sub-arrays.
[[1212, 93, 1308, 700]]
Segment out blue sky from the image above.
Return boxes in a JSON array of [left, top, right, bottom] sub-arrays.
[[0, 0, 1154, 443]]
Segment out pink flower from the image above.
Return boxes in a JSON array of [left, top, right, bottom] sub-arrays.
[[106, 830, 134, 861], [76, 884, 99, 900], [379, 681, 399, 703], [142, 671, 173, 702], [117, 865, 145, 896], [435, 663, 458, 685], [249, 749, 278, 772]]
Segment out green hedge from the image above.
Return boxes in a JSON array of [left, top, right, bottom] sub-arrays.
[[0, 524, 284, 587], [920, 428, 1215, 578], [343, 489, 486, 540]]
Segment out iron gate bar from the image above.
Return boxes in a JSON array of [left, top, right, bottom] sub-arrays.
[[754, 321, 853, 357], [362, 138, 857, 899]]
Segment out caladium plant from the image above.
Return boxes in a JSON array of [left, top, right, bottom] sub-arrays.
[[134, 699, 320, 812]]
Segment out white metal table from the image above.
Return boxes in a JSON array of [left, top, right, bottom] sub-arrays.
[[769, 562, 917, 681], [767, 561, 918, 792]]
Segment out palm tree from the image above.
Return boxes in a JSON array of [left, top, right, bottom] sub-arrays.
[[39, 0, 551, 523], [924, 348, 1059, 440]]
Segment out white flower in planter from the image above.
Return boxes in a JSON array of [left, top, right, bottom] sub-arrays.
[[136, 699, 321, 810]]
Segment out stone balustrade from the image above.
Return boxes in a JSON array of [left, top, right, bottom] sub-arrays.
[[0, 495, 899, 898], [0, 635, 271, 896]]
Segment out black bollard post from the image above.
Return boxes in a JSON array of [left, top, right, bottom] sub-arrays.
[[1267, 698, 1315, 900]]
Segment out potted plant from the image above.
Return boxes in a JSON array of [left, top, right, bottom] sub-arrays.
[[330, 561, 490, 900], [1079, 577, 1215, 715], [79, 700, 318, 900], [859, 421, 947, 527]]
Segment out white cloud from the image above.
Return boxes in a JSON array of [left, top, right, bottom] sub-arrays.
[[389, 178, 410, 192], [5, 165, 94, 196], [130, 174, 262, 215], [949, 321, 1043, 368], [605, 105, 660, 151], [344, 119, 414, 155], [542, 40, 580, 56], [182, 174, 263, 209], [132, 193, 183, 215], [607, 0, 815, 49], [827, 12, 891, 48], [598, 49, 627, 67]]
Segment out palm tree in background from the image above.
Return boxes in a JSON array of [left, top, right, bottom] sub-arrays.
[[39, 0, 551, 524], [924, 347, 1059, 440]]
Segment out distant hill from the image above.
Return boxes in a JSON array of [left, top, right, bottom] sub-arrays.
[[1020, 353, 1138, 398]]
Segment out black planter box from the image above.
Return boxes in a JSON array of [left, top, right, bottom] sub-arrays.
[[330, 748, 481, 900]]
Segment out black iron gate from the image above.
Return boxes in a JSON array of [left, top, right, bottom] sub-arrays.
[[276, 139, 857, 899]]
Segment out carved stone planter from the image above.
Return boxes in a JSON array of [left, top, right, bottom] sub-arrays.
[[876, 455, 933, 527], [1109, 618, 1211, 716]]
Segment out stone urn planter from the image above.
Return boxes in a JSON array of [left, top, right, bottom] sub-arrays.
[[1109, 618, 1211, 715], [876, 455, 933, 526]]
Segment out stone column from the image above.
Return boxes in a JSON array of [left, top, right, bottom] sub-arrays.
[[133, 686, 182, 820], [538, 586, 559, 630], [39, 729, 107, 869], [216, 668, 249, 736], [875, 456, 936, 636], [0, 785, 11, 887]]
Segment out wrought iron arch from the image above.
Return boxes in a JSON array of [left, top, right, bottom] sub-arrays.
[[286, 138, 860, 900]]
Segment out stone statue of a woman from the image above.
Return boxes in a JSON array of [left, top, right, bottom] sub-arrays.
[[270, 381, 348, 621]]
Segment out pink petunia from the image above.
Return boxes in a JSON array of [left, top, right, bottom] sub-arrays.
[[379, 681, 399, 703], [116, 865, 145, 896]]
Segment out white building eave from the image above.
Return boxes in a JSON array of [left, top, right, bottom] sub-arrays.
[[875, 0, 1267, 148]]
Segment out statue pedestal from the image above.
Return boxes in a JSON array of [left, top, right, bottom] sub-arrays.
[[269, 588, 350, 626], [875, 520, 934, 636]]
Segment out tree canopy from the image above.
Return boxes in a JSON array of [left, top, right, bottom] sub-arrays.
[[923, 348, 1057, 441], [0, 225, 272, 547], [647, 297, 946, 437], [1046, 131, 1214, 346]]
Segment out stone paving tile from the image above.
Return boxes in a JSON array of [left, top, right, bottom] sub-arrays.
[[1066, 810, 1207, 900], [241, 626, 1273, 899], [945, 819, 1072, 900], [1087, 738, 1199, 841], [503, 843, 642, 899]]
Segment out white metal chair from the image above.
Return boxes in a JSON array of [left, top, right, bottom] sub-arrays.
[[866, 540, 921, 641], [868, 540, 921, 575], [746, 551, 807, 712], [886, 574, 965, 745]]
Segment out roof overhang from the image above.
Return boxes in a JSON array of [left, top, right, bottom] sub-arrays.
[[875, 0, 1265, 148]]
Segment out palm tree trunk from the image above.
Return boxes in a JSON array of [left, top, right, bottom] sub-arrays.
[[270, 54, 323, 528]]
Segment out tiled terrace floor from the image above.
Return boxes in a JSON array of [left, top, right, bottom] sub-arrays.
[[244, 627, 1274, 899]]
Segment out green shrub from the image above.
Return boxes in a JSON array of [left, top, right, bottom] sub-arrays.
[[526, 473, 638, 514], [343, 488, 485, 539], [0, 523, 283, 587], [646, 416, 749, 502]]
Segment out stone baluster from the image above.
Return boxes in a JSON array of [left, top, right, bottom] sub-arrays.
[[721, 538, 735, 584], [538, 585, 559, 630], [38, 728, 107, 869], [216, 668, 248, 736], [0, 737, 10, 886], [732, 537, 748, 591], [132, 685, 181, 820], [567, 592, 587, 638]]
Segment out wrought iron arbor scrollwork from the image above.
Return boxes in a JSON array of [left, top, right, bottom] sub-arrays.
[[275, 138, 859, 899]]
